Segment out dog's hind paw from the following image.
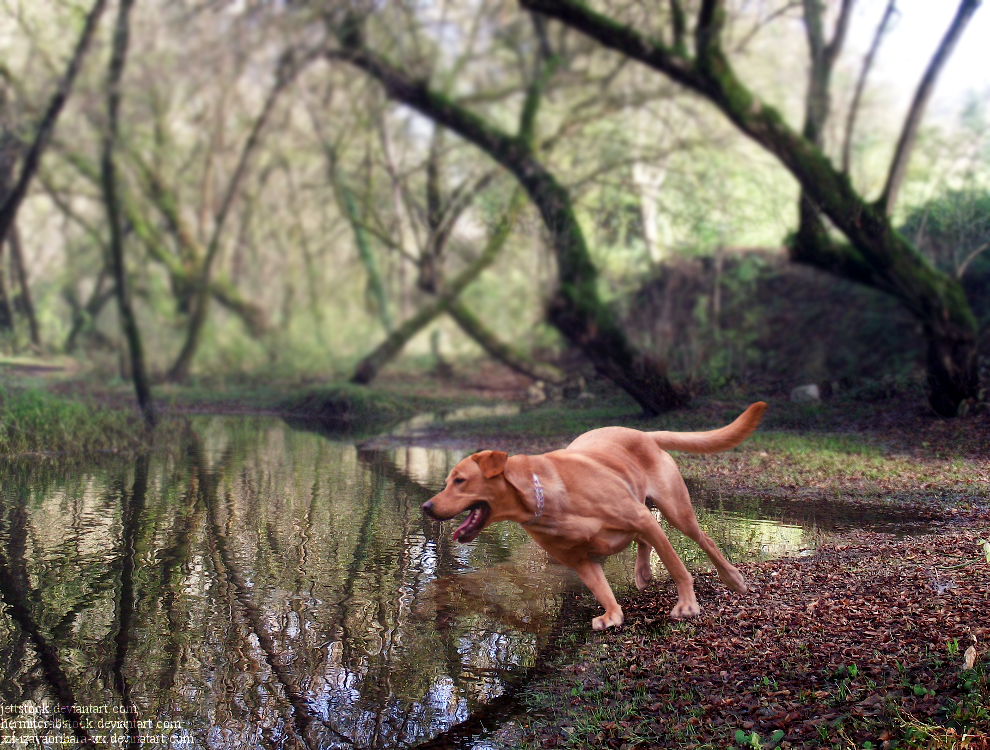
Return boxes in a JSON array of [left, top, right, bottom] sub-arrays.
[[635, 568, 652, 591], [670, 600, 701, 619], [592, 609, 624, 630], [718, 567, 748, 594]]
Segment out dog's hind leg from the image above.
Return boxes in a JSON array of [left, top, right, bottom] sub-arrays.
[[635, 541, 653, 591], [653, 489, 747, 595]]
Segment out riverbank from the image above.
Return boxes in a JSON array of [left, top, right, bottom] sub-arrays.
[[0, 384, 189, 455], [5, 368, 989, 507], [3, 367, 989, 748], [511, 520, 990, 750]]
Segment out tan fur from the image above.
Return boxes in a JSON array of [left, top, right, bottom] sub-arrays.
[[422, 402, 767, 630]]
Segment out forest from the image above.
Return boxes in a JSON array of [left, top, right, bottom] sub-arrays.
[[0, 2, 988, 750], [0, 0, 987, 419]]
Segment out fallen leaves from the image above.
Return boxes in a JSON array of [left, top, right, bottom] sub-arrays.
[[520, 520, 990, 750], [964, 646, 978, 672]]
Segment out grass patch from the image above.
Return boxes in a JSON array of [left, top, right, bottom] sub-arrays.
[[280, 383, 423, 435], [0, 385, 177, 456]]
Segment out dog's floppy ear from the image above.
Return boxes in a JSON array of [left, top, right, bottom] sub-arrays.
[[471, 450, 508, 478]]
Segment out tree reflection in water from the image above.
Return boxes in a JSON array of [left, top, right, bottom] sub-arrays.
[[0, 418, 572, 749], [0, 418, 844, 748]]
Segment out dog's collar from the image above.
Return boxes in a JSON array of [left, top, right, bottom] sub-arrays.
[[523, 473, 545, 524]]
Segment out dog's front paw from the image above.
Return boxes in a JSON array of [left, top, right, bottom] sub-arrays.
[[669, 600, 700, 619], [592, 609, 624, 630]]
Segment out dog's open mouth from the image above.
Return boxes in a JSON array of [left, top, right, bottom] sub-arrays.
[[452, 502, 491, 544]]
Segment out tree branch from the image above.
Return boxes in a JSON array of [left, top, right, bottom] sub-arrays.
[[842, 0, 897, 174], [523, 0, 698, 89], [330, 20, 683, 412], [168, 49, 314, 381], [0, 0, 108, 250], [825, 0, 856, 67], [881, 0, 980, 215]]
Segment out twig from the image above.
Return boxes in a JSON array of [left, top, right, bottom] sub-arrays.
[[0, 0, 108, 250]]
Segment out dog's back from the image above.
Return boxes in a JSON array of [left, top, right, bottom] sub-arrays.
[[565, 401, 766, 458]]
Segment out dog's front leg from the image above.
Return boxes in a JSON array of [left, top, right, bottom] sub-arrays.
[[569, 557, 624, 630], [636, 513, 700, 619]]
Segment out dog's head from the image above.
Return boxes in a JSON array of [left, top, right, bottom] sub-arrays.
[[421, 450, 508, 544]]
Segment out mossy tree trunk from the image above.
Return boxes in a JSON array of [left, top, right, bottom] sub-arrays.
[[332, 26, 684, 414], [350, 189, 566, 385], [522, 0, 980, 416], [57, 149, 271, 339]]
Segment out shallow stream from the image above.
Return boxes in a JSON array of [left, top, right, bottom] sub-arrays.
[[0, 416, 929, 749]]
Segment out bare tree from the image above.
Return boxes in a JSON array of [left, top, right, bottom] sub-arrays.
[[328, 10, 685, 413], [167, 49, 317, 382], [0, 0, 108, 249], [102, 0, 156, 427]]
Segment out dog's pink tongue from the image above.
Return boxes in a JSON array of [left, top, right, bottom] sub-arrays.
[[452, 509, 477, 542]]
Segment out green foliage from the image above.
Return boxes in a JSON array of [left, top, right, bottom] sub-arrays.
[[902, 188, 990, 280], [733, 728, 784, 750]]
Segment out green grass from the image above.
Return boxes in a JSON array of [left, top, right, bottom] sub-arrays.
[[0, 386, 168, 455]]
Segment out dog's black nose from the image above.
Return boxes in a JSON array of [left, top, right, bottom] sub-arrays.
[[421, 501, 433, 515]]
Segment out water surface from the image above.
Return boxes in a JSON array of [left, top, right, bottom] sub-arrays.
[[0, 417, 919, 749]]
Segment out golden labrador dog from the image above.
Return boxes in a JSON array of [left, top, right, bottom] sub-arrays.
[[421, 402, 767, 630]]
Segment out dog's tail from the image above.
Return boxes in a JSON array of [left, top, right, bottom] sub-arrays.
[[650, 402, 767, 454]]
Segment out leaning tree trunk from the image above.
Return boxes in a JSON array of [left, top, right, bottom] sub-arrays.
[[0, 0, 108, 250], [9, 226, 39, 347], [334, 42, 684, 414], [521, 0, 979, 416], [350, 189, 566, 385], [446, 301, 566, 384], [0, 240, 13, 332]]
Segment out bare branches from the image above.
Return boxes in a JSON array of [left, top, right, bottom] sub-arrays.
[[881, 0, 980, 215], [0, 0, 108, 250], [733, 1, 802, 54], [801, 0, 855, 145], [330, 16, 685, 412], [825, 0, 855, 67], [167, 48, 316, 381], [842, 0, 897, 173], [521, 0, 698, 88]]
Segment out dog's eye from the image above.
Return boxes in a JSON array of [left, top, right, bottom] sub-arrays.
[[453, 478, 465, 485]]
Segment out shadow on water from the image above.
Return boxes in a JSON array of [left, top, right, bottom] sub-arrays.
[[0, 417, 936, 749]]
